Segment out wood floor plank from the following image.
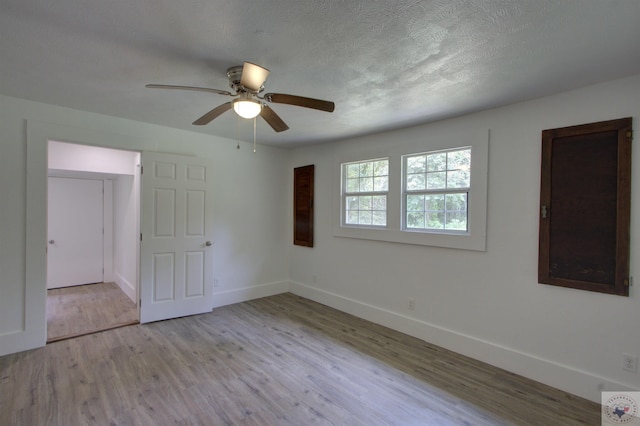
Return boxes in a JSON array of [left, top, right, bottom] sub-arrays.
[[47, 282, 138, 342], [1, 293, 600, 425]]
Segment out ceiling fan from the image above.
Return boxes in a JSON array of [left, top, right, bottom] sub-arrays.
[[146, 62, 335, 132]]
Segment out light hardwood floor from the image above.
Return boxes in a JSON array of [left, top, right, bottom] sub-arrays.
[[2, 293, 600, 425], [47, 282, 139, 342]]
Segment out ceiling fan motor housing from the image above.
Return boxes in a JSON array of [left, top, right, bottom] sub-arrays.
[[227, 65, 264, 94]]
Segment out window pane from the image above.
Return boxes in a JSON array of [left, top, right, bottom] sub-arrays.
[[359, 162, 373, 177], [359, 210, 372, 224], [447, 149, 471, 170], [347, 196, 359, 210], [346, 211, 359, 224], [374, 176, 388, 191], [406, 156, 426, 174], [372, 195, 387, 210], [447, 170, 470, 188], [407, 212, 425, 228], [406, 194, 424, 211], [426, 172, 446, 189], [347, 164, 360, 178], [347, 178, 359, 192], [358, 196, 372, 210], [426, 212, 445, 229], [425, 194, 444, 211], [407, 173, 426, 190], [373, 160, 388, 176], [359, 177, 374, 192], [372, 211, 386, 226], [445, 193, 467, 212], [427, 152, 447, 172], [446, 211, 467, 230]]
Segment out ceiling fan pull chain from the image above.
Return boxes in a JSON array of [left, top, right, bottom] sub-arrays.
[[253, 116, 257, 153], [236, 114, 241, 149]]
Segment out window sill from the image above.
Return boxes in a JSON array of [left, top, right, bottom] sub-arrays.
[[333, 225, 486, 251]]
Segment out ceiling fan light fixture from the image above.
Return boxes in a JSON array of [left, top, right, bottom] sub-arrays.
[[233, 98, 262, 119]]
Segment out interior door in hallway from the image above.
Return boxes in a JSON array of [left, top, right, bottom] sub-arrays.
[[140, 152, 214, 323], [47, 177, 104, 289]]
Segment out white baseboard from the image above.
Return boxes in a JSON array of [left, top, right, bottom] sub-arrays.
[[289, 280, 633, 403], [114, 271, 136, 303], [212, 281, 290, 308]]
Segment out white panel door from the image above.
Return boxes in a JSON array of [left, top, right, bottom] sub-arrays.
[[47, 177, 104, 289], [140, 152, 214, 323]]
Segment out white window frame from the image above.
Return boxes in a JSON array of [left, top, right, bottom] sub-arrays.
[[402, 147, 471, 234], [333, 130, 488, 251], [341, 158, 389, 228]]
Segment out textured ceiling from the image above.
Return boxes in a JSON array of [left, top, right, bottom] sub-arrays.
[[1, 0, 639, 147]]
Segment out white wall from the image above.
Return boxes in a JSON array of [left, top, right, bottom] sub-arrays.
[[113, 174, 138, 301], [0, 94, 290, 356], [288, 73, 640, 402], [48, 140, 138, 175]]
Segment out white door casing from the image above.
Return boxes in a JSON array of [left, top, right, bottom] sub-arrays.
[[140, 152, 214, 323], [47, 177, 104, 288]]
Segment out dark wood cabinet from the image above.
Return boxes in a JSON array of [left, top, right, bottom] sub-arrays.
[[538, 117, 632, 296]]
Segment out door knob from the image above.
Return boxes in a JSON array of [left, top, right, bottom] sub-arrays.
[[205, 241, 212, 247], [49, 240, 55, 244]]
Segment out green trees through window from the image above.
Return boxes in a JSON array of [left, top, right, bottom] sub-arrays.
[[404, 148, 471, 232], [341, 147, 471, 233], [343, 159, 389, 226]]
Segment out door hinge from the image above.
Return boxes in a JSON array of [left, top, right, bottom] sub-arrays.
[[541, 205, 548, 219], [139, 299, 142, 307], [141, 165, 143, 175], [627, 130, 633, 140], [140, 233, 143, 242]]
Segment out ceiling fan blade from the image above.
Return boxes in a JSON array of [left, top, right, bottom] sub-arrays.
[[146, 84, 233, 96], [264, 93, 335, 112], [240, 62, 270, 92], [260, 105, 289, 132], [192, 102, 233, 125]]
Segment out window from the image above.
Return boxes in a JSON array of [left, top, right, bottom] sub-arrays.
[[342, 158, 389, 227], [333, 130, 488, 251], [404, 148, 471, 232]]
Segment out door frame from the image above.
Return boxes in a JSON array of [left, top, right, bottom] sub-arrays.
[[21, 120, 142, 354]]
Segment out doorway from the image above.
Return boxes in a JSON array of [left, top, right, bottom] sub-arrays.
[[46, 141, 141, 342]]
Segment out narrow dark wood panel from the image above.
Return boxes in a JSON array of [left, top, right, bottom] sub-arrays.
[[293, 164, 314, 247], [2, 293, 599, 425]]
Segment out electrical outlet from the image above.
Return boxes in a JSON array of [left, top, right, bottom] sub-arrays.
[[213, 278, 220, 288], [408, 299, 415, 311], [622, 353, 638, 372]]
